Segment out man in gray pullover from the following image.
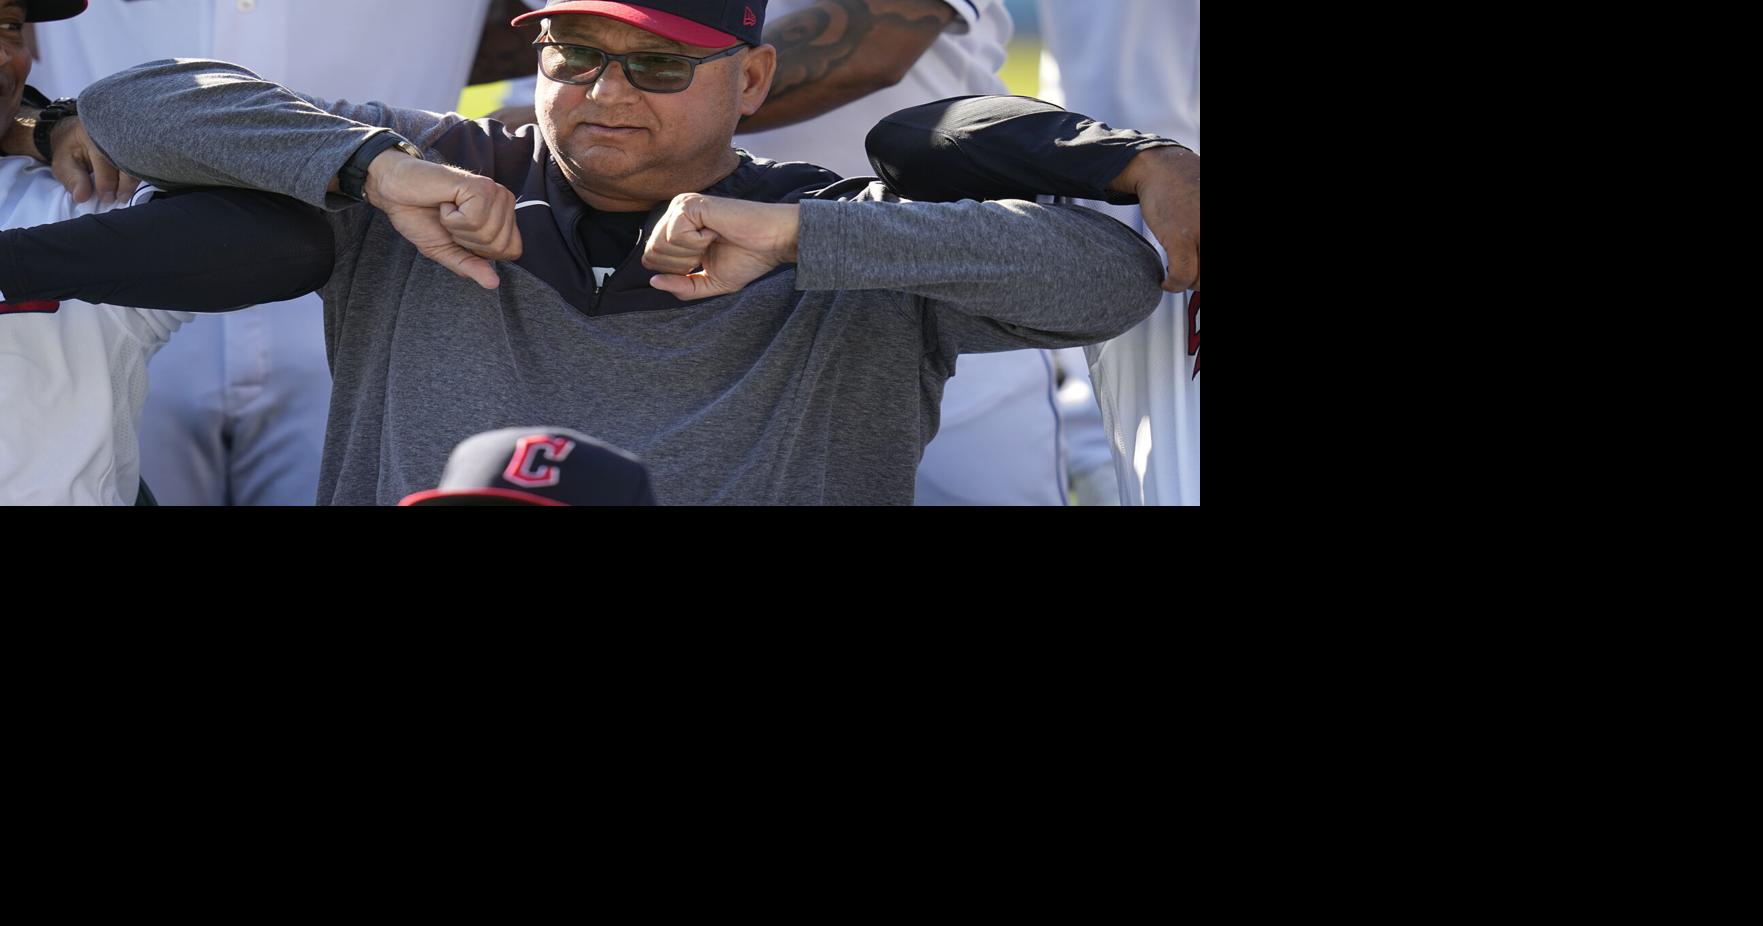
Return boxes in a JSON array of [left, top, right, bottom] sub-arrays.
[[53, 0, 1190, 505]]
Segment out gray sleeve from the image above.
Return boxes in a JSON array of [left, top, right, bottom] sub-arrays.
[[793, 197, 1165, 353], [79, 58, 466, 211]]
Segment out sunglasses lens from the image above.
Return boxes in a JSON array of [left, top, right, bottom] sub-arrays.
[[627, 53, 695, 92], [542, 44, 607, 82], [535, 43, 719, 92]]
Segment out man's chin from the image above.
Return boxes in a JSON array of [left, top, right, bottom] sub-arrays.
[[565, 146, 645, 180]]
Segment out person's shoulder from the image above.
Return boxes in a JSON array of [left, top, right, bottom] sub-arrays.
[[423, 116, 538, 159], [424, 118, 546, 188], [719, 152, 847, 203]]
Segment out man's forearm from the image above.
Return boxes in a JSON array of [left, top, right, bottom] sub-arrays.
[[795, 198, 1163, 348], [867, 95, 1187, 204], [0, 188, 334, 310], [870, 95, 1200, 292], [79, 59, 434, 209], [738, 0, 953, 134]]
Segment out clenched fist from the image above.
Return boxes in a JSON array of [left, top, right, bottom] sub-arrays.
[[643, 194, 801, 300], [363, 151, 522, 290]]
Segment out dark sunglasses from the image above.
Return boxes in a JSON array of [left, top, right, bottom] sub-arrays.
[[533, 40, 748, 94]]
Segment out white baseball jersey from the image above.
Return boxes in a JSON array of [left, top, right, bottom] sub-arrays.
[[31, 0, 493, 113], [1039, 0, 1200, 505], [1, 157, 193, 505], [30, 0, 493, 505]]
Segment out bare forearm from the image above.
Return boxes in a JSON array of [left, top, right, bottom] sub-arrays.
[[738, 0, 952, 134]]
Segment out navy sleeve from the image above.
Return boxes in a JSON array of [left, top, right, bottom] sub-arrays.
[[864, 94, 1186, 205], [0, 188, 334, 311]]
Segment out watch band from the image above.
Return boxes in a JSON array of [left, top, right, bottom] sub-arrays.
[[338, 131, 423, 202], [33, 98, 78, 162]]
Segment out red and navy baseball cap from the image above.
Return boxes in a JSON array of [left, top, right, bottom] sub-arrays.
[[512, 1, 766, 48], [25, 1, 87, 22], [398, 426, 658, 506]]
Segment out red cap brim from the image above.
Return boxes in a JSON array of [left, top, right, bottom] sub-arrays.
[[397, 488, 570, 507]]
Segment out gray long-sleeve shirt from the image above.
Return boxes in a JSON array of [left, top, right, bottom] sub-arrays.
[[79, 59, 1164, 505]]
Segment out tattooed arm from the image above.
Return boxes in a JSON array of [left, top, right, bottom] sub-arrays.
[[737, 0, 955, 134]]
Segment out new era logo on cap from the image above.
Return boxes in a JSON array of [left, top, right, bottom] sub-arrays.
[[512, 1, 767, 48], [398, 426, 658, 506]]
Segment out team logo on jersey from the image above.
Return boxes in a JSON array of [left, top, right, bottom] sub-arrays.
[[503, 435, 577, 488], [1188, 292, 1201, 379]]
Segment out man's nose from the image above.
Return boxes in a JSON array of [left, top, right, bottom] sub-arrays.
[[589, 59, 643, 103]]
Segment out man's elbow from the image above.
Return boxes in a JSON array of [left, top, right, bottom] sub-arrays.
[[1091, 255, 1169, 340], [870, 56, 914, 90]]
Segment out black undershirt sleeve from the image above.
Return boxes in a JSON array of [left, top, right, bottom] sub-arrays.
[[863, 94, 1187, 205], [1, 187, 335, 311]]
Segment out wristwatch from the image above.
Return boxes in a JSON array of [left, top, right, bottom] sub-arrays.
[[337, 131, 424, 202]]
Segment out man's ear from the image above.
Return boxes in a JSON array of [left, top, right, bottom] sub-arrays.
[[737, 44, 778, 116]]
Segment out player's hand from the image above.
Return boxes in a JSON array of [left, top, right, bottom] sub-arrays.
[[1110, 146, 1199, 292], [363, 151, 521, 290], [643, 194, 800, 300], [49, 116, 143, 207]]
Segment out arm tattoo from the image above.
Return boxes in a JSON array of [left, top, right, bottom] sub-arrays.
[[764, 0, 953, 102]]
